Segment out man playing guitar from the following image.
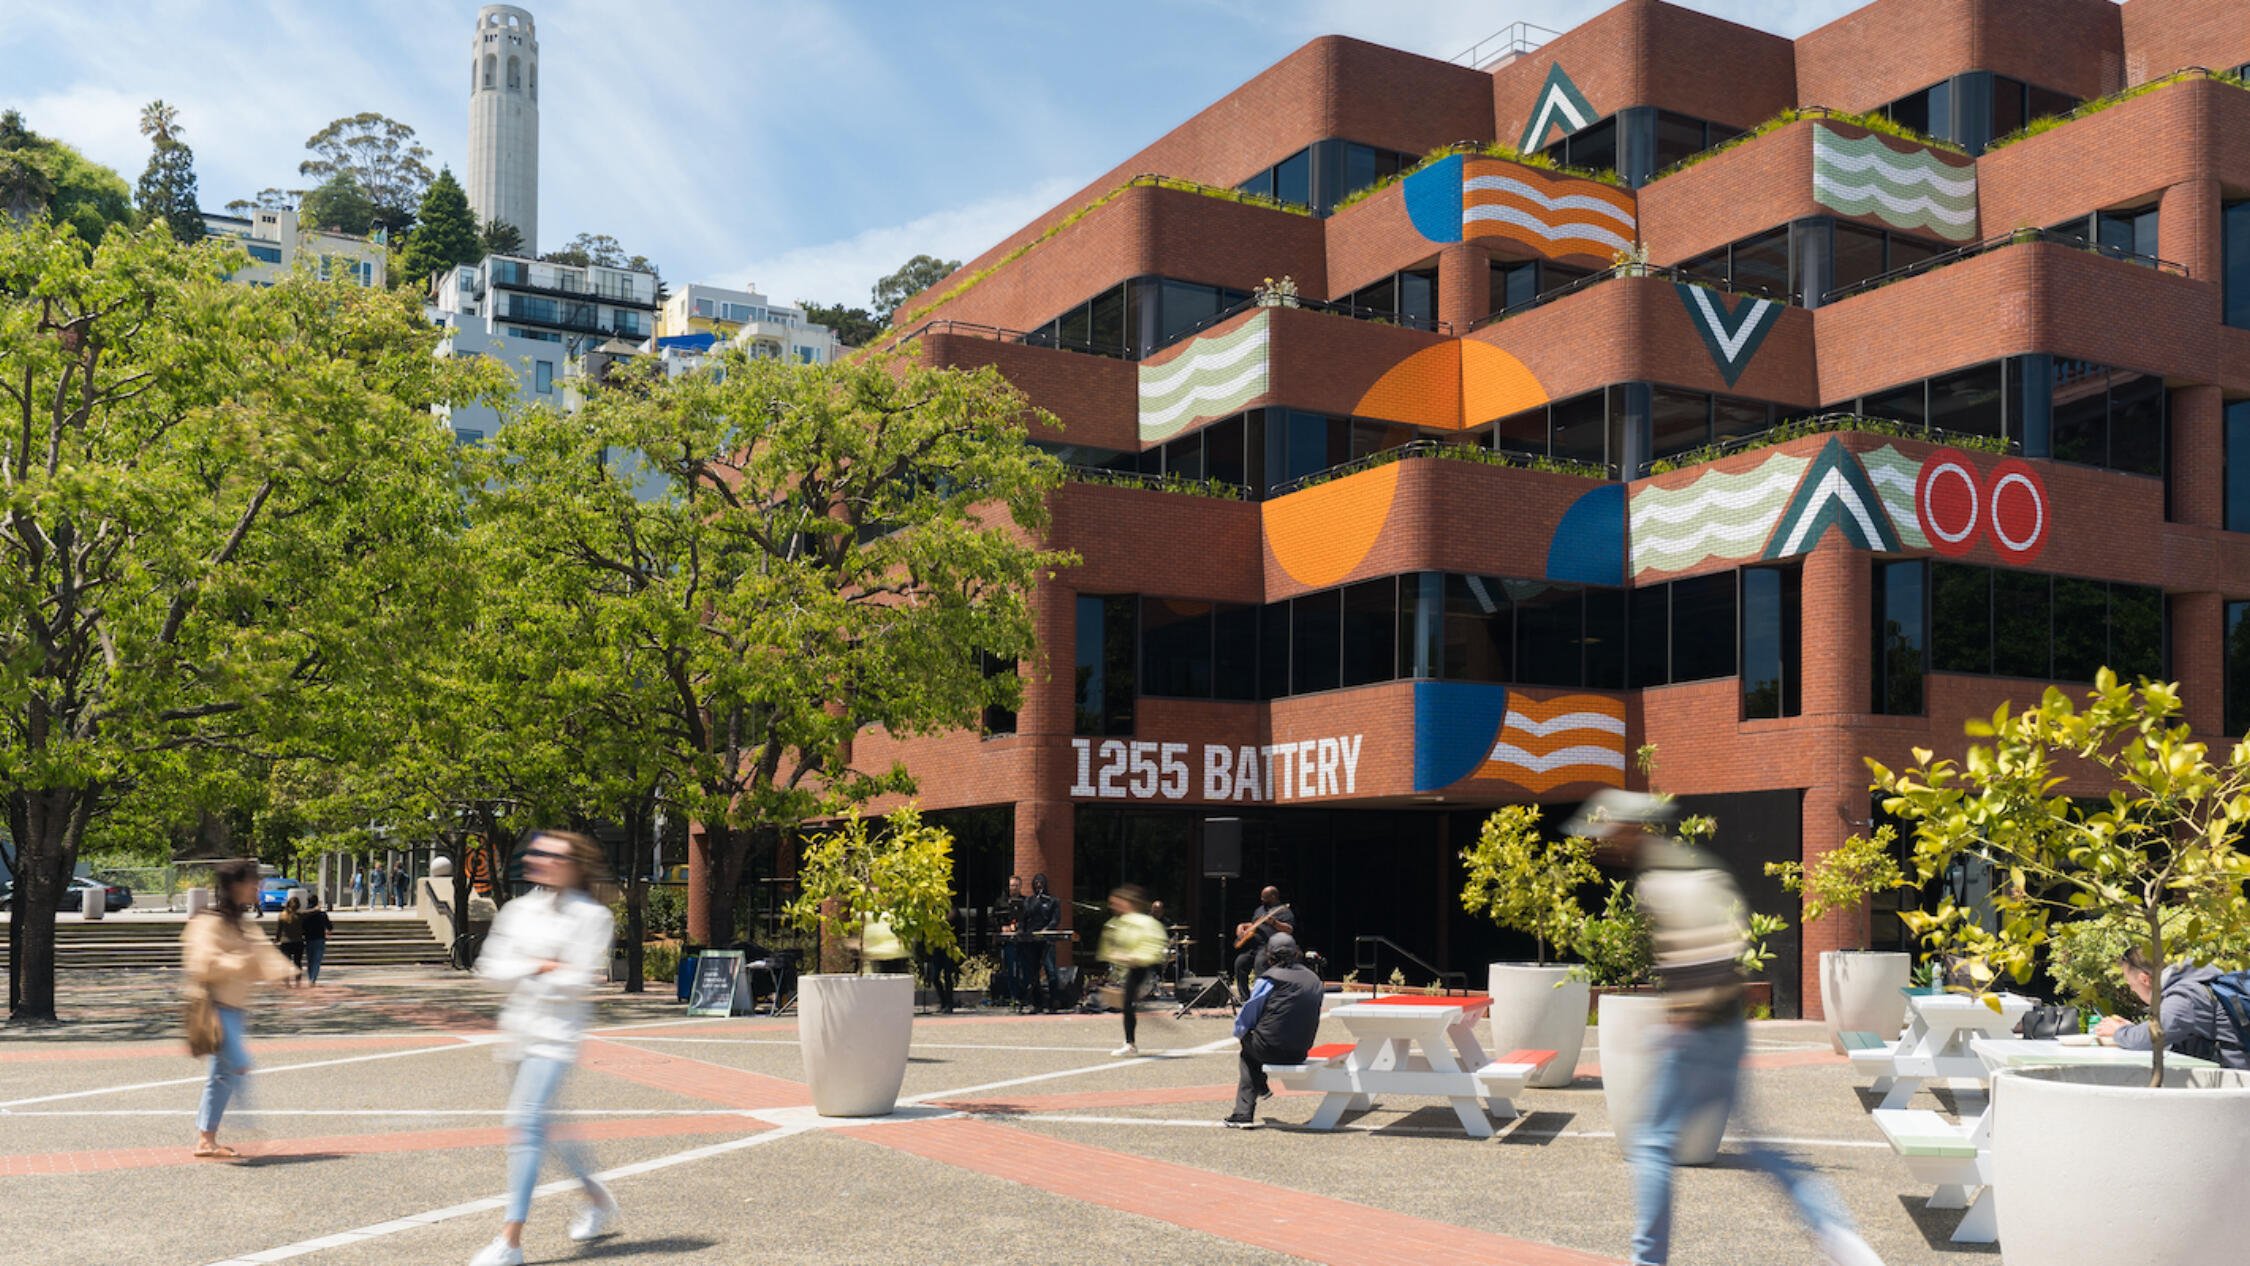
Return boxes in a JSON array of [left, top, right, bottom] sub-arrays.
[[1231, 886, 1296, 1003]]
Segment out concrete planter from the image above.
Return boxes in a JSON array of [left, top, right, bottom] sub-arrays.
[[798, 973, 914, 1117], [1991, 1064, 2250, 1264], [1486, 963, 1588, 1088], [1818, 950, 1911, 1053], [1597, 993, 1725, 1165]]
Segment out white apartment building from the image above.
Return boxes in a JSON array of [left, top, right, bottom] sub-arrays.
[[654, 282, 840, 366], [201, 207, 387, 288], [429, 252, 658, 442]]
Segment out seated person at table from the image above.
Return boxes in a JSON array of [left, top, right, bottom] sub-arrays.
[[1224, 933, 1322, 1129], [2093, 947, 2242, 1066]]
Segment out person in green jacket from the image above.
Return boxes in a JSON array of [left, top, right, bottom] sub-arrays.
[[1099, 885, 1171, 1057]]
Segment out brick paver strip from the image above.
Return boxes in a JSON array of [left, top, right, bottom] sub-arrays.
[[575, 1038, 811, 1110], [863, 1114, 1624, 1266], [0, 1112, 755, 1176], [935, 1082, 1299, 1114]]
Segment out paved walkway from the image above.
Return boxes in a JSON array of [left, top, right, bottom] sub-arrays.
[[0, 970, 1994, 1264]]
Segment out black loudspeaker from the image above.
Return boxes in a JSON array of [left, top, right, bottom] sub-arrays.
[[1203, 817, 1242, 878], [1050, 965, 1083, 1009]]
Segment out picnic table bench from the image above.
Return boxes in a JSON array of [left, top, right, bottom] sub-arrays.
[[1263, 994, 1553, 1138]]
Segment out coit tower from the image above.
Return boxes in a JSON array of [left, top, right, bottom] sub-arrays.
[[466, 4, 539, 254]]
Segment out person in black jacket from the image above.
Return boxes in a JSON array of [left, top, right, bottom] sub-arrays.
[[1021, 873, 1063, 1013], [299, 894, 334, 986], [1225, 933, 1323, 1128]]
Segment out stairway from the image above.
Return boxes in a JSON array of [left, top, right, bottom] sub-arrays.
[[0, 915, 450, 971]]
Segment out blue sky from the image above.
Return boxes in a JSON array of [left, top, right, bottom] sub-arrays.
[[2, 1, 1866, 310]]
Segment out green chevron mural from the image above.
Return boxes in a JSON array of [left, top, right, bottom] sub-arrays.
[[1859, 443, 1930, 549], [1764, 438, 1901, 558], [1138, 311, 1271, 443]]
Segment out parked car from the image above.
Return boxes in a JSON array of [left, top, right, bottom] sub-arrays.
[[258, 876, 305, 912], [0, 876, 131, 912]]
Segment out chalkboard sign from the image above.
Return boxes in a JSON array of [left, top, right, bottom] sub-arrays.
[[686, 950, 746, 1016]]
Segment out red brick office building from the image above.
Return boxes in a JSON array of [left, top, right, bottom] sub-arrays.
[[822, 0, 2250, 1017]]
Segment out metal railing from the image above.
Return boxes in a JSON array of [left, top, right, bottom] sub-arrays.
[[1354, 935, 1467, 997], [1451, 21, 1559, 70], [1819, 227, 2190, 305], [896, 295, 1452, 368], [1468, 263, 1712, 332], [1634, 411, 2019, 479]]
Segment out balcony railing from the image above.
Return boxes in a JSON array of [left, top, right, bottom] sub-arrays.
[[1468, 262, 1713, 332], [1451, 21, 1559, 70], [1270, 438, 1614, 497], [1818, 227, 2189, 305], [1635, 411, 2017, 478], [894, 296, 1453, 366], [485, 260, 657, 308]]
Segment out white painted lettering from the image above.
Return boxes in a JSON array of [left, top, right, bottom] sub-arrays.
[[1316, 737, 1340, 796], [1237, 746, 1263, 801], [1070, 738, 1096, 797], [1296, 739, 1318, 799], [1339, 734, 1362, 794], [1269, 744, 1291, 800], [1203, 745, 1232, 801]]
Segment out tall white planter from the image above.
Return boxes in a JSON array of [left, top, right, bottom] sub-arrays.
[[1597, 993, 1725, 1165], [1818, 950, 1910, 1053], [1992, 1065, 2250, 1264], [798, 973, 914, 1117], [1486, 963, 1589, 1089]]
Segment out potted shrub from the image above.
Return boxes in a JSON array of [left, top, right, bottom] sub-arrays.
[[1875, 674, 2250, 1265], [1459, 806, 1599, 1088], [1767, 827, 1915, 1051], [783, 806, 960, 1117]]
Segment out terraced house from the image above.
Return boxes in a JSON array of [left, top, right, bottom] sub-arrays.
[[831, 0, 2250, 1017]]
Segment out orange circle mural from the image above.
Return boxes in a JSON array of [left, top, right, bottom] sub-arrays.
[[1264, 462, 1401, 588], [1351, 340, 1546, 431]]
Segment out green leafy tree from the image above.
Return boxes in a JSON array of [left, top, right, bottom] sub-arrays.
[[1459, 805, 1599, 964], [0, 110, 133, 246], [786, 807, 960, 973], [480, 217, 523, 256], [800, 301, 882, 348], [475, 346, 1071, 945], [0, 220, 510, 1020], [299, 112, 433, 236], [298, 173, 375, 235], [134, 100, 202, 243], [223, 188, 297, 217], [398, 169, 481, 290], [1766, 826, 1913, 951], [1877, 673, 2250, 1084], [871, 254, 962, 321], [543, 232, 625, 268]]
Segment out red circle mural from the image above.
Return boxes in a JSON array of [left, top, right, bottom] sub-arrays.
[[1985, 458, 2049, 561], [1916, 449, 1983, 556]]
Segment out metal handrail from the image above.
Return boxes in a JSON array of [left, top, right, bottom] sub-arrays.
[[1268, 438, 1613, 499], [1354, 936, 1467, 997], [1468, 263, 1722, 332], [1820, 226, 2189, 305], [1451, 21, 1560, 70]]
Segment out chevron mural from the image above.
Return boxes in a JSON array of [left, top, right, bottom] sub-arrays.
[[1479, 693, 1627, 793], [1676, 283, 1783, 387], [1518, 62, 1597, 152], [1764, 438, 1901, 558], [1811, 123, 1977, 243], [1629, 448, 1810, 579], [1463, 158, 1637, 260], [1858, 443, 1931, 548], [1138, 311, 1270, 443]]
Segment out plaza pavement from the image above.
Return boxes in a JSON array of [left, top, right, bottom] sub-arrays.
[[0, 969, 1999, 1265]]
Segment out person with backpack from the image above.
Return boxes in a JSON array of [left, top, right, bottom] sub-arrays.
[[276, 893, 306, 986], [1223, 932, 1323, 1129], [2094, 947, 2248, 1067]]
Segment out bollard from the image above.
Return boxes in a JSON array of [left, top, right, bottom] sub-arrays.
[[185, 887, 209, 917], [81, 885, 105, 921]]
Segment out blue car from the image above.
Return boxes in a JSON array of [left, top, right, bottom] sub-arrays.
[[258, 876, 306, 912]]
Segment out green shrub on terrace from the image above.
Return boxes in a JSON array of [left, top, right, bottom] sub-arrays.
[[1329, 140, 1623, 215], [1285, 441, 1609, 493], [1067, 466, 1246, 500], [1641, 413, 2010, 476], [1985, 67, 2250, 153], [1644, 107, 1961, 186]]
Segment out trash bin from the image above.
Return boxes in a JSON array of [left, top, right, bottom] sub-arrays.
[[676, 956, 699, 1002], [185, 887, 209, 917], [80, 886, 105, 920]]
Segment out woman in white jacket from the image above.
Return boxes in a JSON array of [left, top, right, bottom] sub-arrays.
[[469, 831, 620, 1266]]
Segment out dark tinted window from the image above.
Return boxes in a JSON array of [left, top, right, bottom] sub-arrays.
[[2228, 401, 2250, 533], [1863, 381, 1927, 429], [1585, 588, 1627, 689], [2050, 577, 2107, 682], [1291, 590, 1341, 694], [1445, 573, 1511, 682], [1158, 280, 1225, 344], [1834, 222, 1889, 291], [1512, 581, 1584, 687], [2106, 372, 2165, 477], [1140, 598, 1212, 698], [1732, 229, 1791, 300], [1712, 395, 1771, 442], [1654, 111, 1708, 170], [1258, 602, 1291, 700], [1398, 571, 1440, 679], [1873, 560, 1926, 714], [1649, 387, 1711, 460], [1274, 150, 1311, 206], [2226, 201, 2250, 329], [1075, 595, 1137, 735], [2109, 584, 2165, 682], [1163, 431, 1203, 482], [1399, 269, 1437, 328], [1203, 415, 1246, 490], [1992, 569, 2052, 678], [1888, 236, 1941, 273], [2229, 602, 2250, 734], [1927, 362, 2004, 439], [1088, 285, 1127, 355], [1550, 391, 1608, 467], [1214, 604, 1259, 699], [1930, 563, 1991, 673], [1669, 572, 1737, 681], [2026, 85, 2078, 123], [1493, 261, 1536, 314], [1494, 405, 1547, 458], [2050, 359, 2109, 465], [1992, 75, 2027, 139], [1887, 85, 1934, 135], [1565, 117, 1617, 174], [1629, 584, 1669, 687], [1340, 578, 1397, 688]]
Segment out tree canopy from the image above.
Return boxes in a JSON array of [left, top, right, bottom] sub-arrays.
[[0, 109, 134, 247], [134, 100, 203, 243], [480, 217, 524, 257], [871, 254, 961, 320], [298, 112, 433, 236], [299, 173, 376, 236], [800, 301, 882, 348], [398, 168, 482, 289]]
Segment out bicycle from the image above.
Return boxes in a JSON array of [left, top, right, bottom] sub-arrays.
[[448, 929, 485, 972]]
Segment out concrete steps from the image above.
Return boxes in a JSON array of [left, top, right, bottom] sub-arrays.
[[0, 917, 449, 971]]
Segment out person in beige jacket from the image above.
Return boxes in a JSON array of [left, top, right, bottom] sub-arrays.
[[181, 858, 294, 1158]]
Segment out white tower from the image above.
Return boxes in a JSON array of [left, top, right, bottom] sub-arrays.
[[467, 5, 539, 255]]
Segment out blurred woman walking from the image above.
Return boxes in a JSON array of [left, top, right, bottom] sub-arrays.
[[277, 893, 306, 986], [300, 892, 333, 985], [469, 831, 619, 1266], [1099, 885, 1170, 1057], [180, 859, 295, 1159]]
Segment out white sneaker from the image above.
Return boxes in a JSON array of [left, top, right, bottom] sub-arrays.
[[1816, 1226, 1885, 1266], [569, 1182, 619, 1242], [467, 1238, 523, 1266], [1111, 1043, 1138, 1057]]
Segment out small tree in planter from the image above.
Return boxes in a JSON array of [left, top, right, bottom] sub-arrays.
[[1768, 827, 1917, 1046], [1873, 674, 2250, 1262], [1460, 805, 1600, 964], [781, 806, 960, 1117]]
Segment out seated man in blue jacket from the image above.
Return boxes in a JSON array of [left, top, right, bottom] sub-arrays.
[[2094, 946, 2242, 1066], [1225, 932, 1323, 1128]]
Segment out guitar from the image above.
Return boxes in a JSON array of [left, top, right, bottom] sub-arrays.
[[1233, 906, 1289, 949]]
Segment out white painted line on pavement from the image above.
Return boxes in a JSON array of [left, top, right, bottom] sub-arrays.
[[2, 1107, 758, 1118], [201, 1123, 812, 1265], [909, 1034, 1236, 1104], [604, 1035, 1132, 1053], [0, 1036, 502, 1109]]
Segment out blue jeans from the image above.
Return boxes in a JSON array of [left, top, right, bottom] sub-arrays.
[[504, 1055, 598, 1223], [305, 938, 327, 984], [1626, 1013, 1852, 1265], [197, 1005, 251, 1132]]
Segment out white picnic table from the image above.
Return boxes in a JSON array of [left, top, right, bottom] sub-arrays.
[[1874, 1036, 2214, 1244], [1874, 991, 2033, 1110], [1263, 995, 1552, 1139]]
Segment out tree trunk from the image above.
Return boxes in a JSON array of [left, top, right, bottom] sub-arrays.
[[450, 829, 472, 962], [7, 788, 91, 1022]]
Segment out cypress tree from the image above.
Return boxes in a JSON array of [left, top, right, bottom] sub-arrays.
[[135, 100, 203, 243], [398, 169, 481, 290]]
